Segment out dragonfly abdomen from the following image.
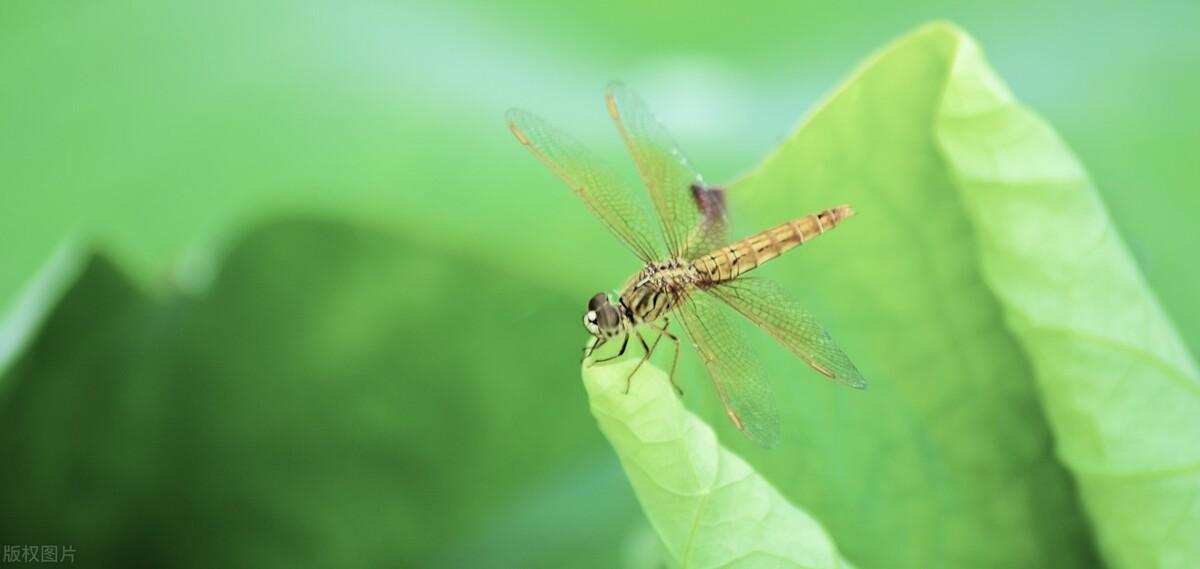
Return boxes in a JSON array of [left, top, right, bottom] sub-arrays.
[[692, 205, 855, 284]]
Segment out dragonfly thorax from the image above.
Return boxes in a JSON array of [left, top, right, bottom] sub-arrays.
[[619, 259, 696, 326]]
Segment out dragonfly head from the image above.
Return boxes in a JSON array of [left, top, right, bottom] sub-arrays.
[[584, 293, 623, 338]]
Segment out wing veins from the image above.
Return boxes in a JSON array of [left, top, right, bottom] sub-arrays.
[[677, 290, 781, 447], [710, 278, 867, 389], [606, 82, 724, 260], [507, 108, 661, 262]]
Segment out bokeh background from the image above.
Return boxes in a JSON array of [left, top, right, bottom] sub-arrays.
[[1, 1, 1196, 568]]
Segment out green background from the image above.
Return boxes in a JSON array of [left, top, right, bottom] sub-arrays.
[[1, 1, 1196, 568]]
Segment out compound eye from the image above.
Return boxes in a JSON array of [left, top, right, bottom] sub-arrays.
[[587, 293, 608, 312], [595, 305, 620, 329]]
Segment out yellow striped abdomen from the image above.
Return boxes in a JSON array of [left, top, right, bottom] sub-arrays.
[[691, 205, 855, 284]]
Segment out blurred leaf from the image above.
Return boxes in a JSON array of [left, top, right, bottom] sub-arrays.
[[727, 21, 1195, 569], [585, 358, 851, 569], [0, 255, 168, 567], [0, 242, 87, 378], [5, 0, 1199, 357], [0, 219, 634, 568], [3, 6, 1197, 567], [934, 28, 1200, 569]]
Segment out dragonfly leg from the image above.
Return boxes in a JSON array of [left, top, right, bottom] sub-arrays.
[[589, 334, 628, 367], [650, 318, 683, 396], [581, 337, 605, 362], [623, 319, 683, 396], [623, 330, 658, 394]]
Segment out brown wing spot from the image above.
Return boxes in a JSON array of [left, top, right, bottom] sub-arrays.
[[509, 122, 530, 146], [726, 408, 745, 431], [810, 361, 835, 378], [691, 184, 728, 221]]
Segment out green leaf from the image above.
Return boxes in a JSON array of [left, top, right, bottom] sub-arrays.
[[934, 27, 1200, 569], [585, 358, 852, 569], [721, 22, 1094, 568], [0, 219, 638, 568], [727, 21, 1197, 569]]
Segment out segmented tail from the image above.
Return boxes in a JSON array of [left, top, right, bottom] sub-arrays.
[[691, 205, 854, 284]]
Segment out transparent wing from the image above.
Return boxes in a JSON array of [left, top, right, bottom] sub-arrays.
[[677, 289, 780, 447], [710, 278, 868, 389], [507, 108, 662, 262], [606, 82, 727, 259]]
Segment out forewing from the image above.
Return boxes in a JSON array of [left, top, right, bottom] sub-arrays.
[[677, 289, 780, 447], [606, 82, 726, 259], [507, 108, 661, 262], [710, 278, 868, 388]]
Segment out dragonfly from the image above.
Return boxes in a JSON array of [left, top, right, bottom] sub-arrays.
[[506, 82, 866, 447]]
